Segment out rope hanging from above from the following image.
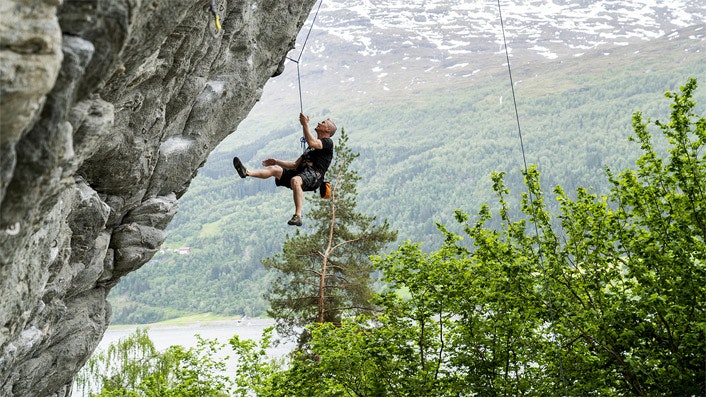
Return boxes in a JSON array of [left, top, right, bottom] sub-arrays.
[[496, 0, 567, 394], [287, 0, 325, 114], [285, 0, 325, 150]]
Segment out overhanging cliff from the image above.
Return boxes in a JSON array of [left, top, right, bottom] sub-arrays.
[[0, 0, 316, 395]]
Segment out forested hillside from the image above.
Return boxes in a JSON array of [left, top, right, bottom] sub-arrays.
[[78, 79, 705, 396], [109, 24, 705, 323]]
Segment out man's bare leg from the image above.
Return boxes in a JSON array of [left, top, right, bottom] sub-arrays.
[[290, 176, 304, 217], [247, 166, 283, 179]]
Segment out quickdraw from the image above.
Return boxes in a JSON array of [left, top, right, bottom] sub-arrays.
[[209, 0, 222, 36]]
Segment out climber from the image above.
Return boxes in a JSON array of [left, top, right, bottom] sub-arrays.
[[232, 113, 336, 226]]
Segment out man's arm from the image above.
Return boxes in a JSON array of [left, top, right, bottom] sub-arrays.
[[262, 158, 299, 169], [300, 113, 323, 149]]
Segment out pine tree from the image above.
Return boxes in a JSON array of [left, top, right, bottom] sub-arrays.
[[263, 129, 398, 345]]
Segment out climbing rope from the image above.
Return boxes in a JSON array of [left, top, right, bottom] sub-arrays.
[[287, 0, 324, 114], [496, 0, 567, 394], [285, 0, 324, 150]]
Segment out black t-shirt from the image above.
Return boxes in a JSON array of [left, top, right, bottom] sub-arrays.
[[300, 137, 334, 175]]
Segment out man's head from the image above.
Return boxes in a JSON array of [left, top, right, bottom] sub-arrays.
[[315, 118, 337, 137]]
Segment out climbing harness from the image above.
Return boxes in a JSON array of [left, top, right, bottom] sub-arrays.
[[283, 0, 331, 200], [496, 0, 567, 393]]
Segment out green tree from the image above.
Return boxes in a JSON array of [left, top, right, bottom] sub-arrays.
[[548, 77, 706, 395], [75, 329, 232, 396], [232, 79, 705, 396], [263, 128, 398, 344], [229, 326, 288, 397]]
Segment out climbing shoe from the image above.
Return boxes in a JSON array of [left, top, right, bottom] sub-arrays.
[[287, 214, 302, 226], [233, 157, 247, 178]]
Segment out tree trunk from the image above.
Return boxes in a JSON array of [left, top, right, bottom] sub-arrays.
[[318, 172, 340, 323]]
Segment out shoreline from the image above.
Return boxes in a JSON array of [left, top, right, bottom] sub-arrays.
[[106, 313, 271, 331]]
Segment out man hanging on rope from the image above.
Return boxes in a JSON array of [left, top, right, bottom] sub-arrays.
[[232, 113, 336, 226]]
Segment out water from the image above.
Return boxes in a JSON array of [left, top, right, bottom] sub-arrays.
[[73, 318, 294, 396], [96, 318, 285, 351]]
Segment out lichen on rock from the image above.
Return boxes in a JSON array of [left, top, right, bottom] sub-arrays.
[[0, 0, 316, 395]]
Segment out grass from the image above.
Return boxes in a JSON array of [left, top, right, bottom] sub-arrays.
[[107, 312, 246, 330], [198, 220, 222, 238]]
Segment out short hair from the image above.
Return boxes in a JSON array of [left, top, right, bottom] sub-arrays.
[[328, 119, 337, 136]]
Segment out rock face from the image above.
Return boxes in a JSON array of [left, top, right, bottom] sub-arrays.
[[0, 0, 315, 395]]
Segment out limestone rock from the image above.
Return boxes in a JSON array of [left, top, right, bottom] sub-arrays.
[[0, 0, 316, 395]]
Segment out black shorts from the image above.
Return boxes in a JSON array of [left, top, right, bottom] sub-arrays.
[[276, 167, 322, 191]]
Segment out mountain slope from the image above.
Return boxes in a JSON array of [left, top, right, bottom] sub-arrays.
[[109, 1, 706, 322]]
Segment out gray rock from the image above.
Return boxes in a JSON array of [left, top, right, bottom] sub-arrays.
[[0, 0, 317, 395]]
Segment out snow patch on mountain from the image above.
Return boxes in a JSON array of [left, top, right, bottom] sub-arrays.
[[303, 0, 704, 63], [274, 0, 704, 102]]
